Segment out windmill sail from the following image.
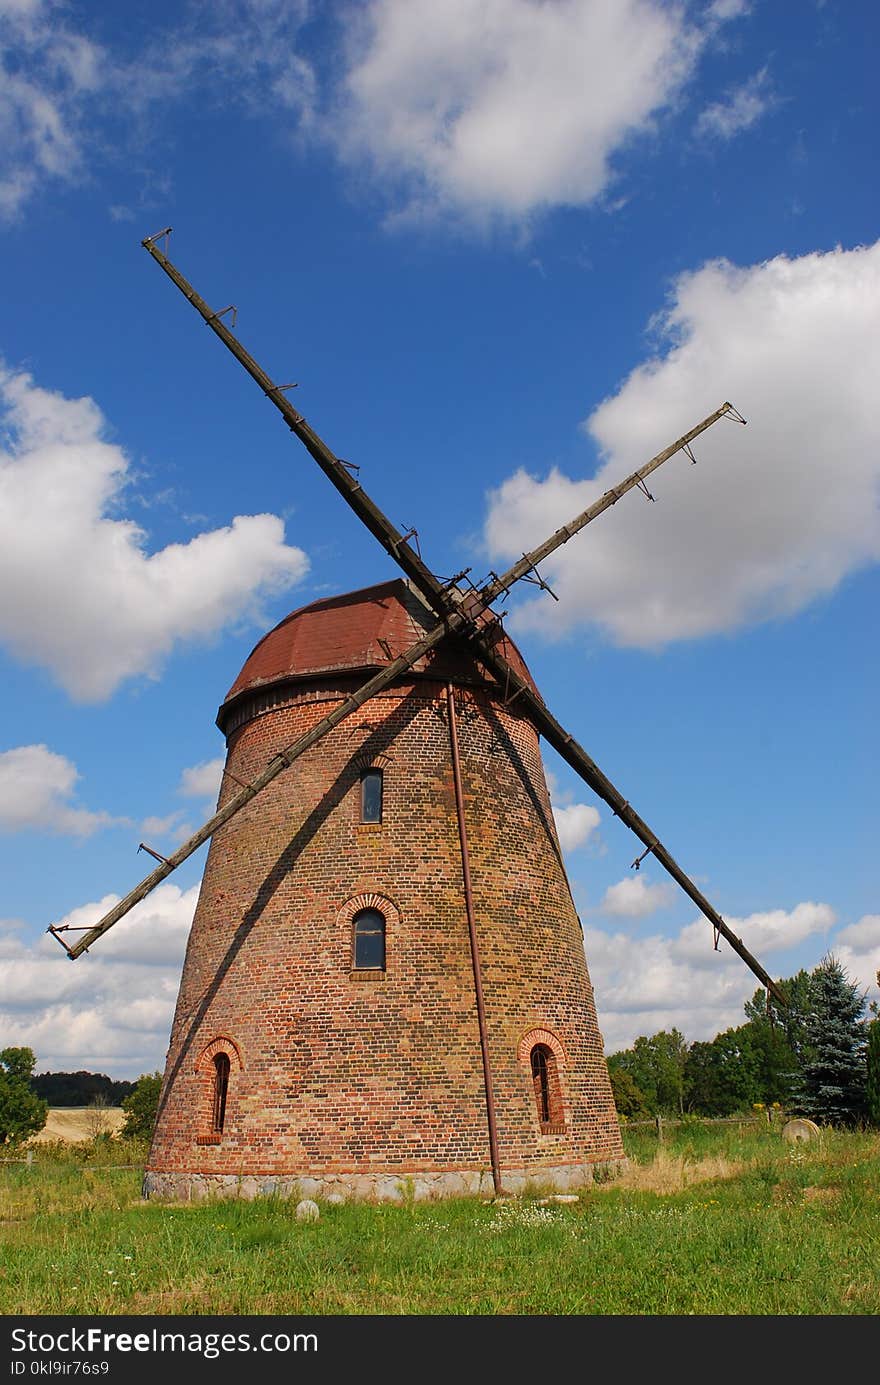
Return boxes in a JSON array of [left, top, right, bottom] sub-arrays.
[[51, 234, 784, 1010]]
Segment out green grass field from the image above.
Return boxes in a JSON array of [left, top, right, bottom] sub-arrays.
[[2, 1121, 878, 1315]]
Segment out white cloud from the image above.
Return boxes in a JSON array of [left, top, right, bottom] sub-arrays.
[[3, 882, 197, 1077], [0, 744, 120, 836], [695, 66, 774, 141], [706, 0, 751, 20], [586, 897, 844, 1053], [0, 0, 103, 220], [178, 757, 225, 802], [552, 802, 600, 853], [601, 874, 672, 917], [336, 0, 705, 226], [674, 901, 835, 964], [834, 914, 880, 1005], [836, 914, 880, 949], [485, 241, 880, 647], [0, 368, 309, 701], [0, 0, 315, 222]]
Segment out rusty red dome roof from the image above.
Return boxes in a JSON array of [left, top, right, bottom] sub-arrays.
[[218, 579, 541, 730]]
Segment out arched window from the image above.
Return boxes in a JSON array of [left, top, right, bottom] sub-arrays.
[[353, 907, 386, 970], [529, 1042, 564, 1133], [212, 1052, 230, 1134], [530, 1045, 551, 1123], [360, 768, 383, 823]]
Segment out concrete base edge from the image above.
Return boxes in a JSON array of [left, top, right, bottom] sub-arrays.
[[143, 1158, 628, 1203]]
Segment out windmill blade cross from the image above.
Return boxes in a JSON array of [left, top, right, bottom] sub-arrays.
[[56, 233, 783, 1007]]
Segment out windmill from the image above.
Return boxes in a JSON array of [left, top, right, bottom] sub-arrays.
[[48, 229, 784, 1202]]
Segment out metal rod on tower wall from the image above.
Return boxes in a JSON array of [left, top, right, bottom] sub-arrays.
[[446, 683, 503, 1195]]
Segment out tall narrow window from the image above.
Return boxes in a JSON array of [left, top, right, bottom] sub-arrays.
[[353, 907, 386, 970], [212, 1052, 230, 1134], [530, 1045, 551, 1123], [360, 768, 383, 823]]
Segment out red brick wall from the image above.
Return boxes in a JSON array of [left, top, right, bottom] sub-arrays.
[[148, 672, 623, 1183]]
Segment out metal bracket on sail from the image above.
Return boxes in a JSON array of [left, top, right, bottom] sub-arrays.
[[137, 842, 170, 865], [207, 305, 238, 329], [518, 559, 559, 601], [631, 842, 656, 871], [143, 226, 172, 252]]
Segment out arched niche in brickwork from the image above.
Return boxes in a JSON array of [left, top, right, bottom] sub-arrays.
[[351, 751, 394, 773], [518, 1027, 569, 1136], [337, 891, 400, 978], [194, 1037, 243, 1146]]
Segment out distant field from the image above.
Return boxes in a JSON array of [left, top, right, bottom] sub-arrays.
[[27, 1107, 126, 1144]]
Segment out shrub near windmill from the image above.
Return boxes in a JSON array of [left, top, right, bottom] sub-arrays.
[[48, 231, 786, 1202]]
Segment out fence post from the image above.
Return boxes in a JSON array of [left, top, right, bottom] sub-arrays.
[[655, 1114, 664, 1144], [26, 1149, 33, 1168]]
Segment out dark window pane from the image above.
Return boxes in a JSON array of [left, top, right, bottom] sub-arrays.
[[212, 1053, 230, 1132], [353, 908, 385, 969], [361, 770, 383, 823], [531, 1045, 550, 1123]]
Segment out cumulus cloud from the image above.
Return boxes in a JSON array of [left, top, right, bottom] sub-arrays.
[[586, 898, 843, 1053], [0, 368, 309, 701], [3, 882, 197, 1077], [485, 241, 880, 647], [601, 874, 672, 917], [673, 901, 835, 964], [552, 802, 600, 853], [178, 757, 225, 802], [337, 0, 707, 226], [695, 66, 774, 141], [835, 914, 880, 1002], [0, 744, 120, 836]]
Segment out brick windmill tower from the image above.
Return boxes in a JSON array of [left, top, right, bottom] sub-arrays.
[[51, 231, 786, 1201]]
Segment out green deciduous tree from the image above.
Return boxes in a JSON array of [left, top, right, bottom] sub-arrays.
[[0, 1047, 48, 1144], [120, 1072, 163, 1143], [607, 1066, 651, 1120], [608, 1029, 688, 1116], [792, 954, 868, 1127]]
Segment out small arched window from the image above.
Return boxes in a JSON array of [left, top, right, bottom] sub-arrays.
[[212, 1052, 230, 1134], [530, 1045, 551, 1123], [353, 907, 386, 970], [529, 1042, 564, 1133], [360, 768, 383, 823]]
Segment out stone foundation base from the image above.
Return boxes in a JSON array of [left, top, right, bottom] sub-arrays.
[[143, 1158, 627, 1203]]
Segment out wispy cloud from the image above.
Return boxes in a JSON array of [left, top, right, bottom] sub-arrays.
[[696, 66, 775, 142]]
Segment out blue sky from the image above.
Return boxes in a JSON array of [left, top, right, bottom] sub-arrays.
[[0, 0, 877, 1080]]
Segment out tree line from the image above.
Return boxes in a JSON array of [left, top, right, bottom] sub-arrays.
[[608, 954, 880, 1128], [30, 1070, 137, 1107], [2, 953, 879, 1146], [0, 1054, 161, 1146]]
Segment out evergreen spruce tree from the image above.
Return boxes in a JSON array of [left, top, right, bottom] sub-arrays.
[[866, 1019, 880, 1127], [793, 954, 868, 1127]]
